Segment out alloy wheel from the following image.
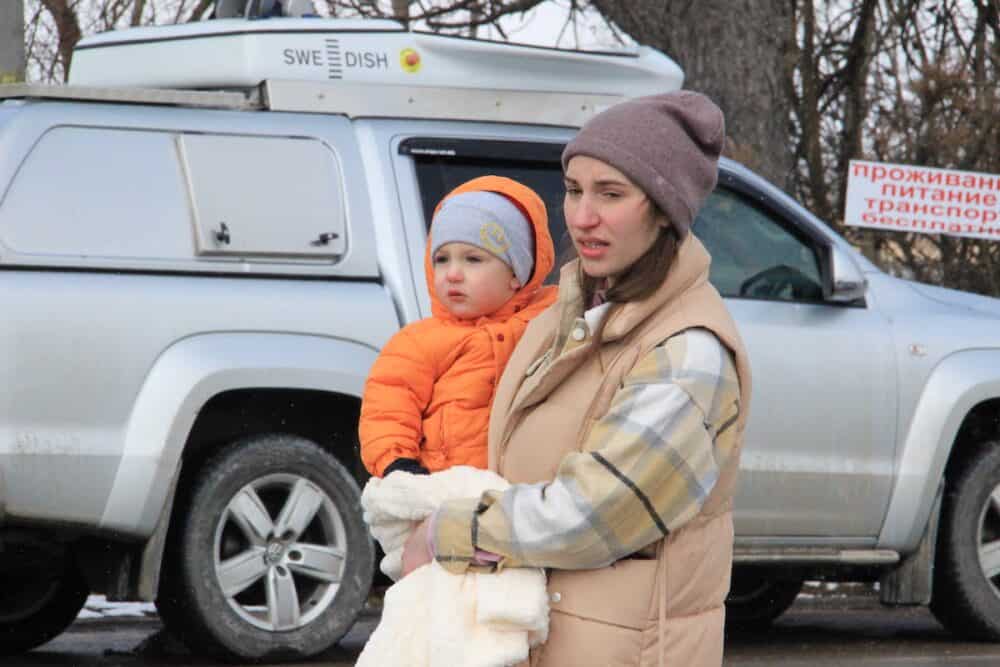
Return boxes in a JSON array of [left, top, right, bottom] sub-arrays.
[[213, 473, 348, 631]]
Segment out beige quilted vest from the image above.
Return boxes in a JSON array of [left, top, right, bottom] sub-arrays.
[[489, 235, 751, 667]]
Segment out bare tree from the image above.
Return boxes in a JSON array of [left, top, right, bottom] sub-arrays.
[[790, 1, 879, 229], [24, 0, 217, 81], [38, 0, 81, 82], [789, 0, 1000, 294], [318, 0, 544, 32], [874, 0, 1000, 295], [391, 0, 410, 26]]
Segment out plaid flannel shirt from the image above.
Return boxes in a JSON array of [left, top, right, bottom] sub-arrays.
[[433, 327, 741, 573]]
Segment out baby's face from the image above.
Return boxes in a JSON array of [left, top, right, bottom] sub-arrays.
[[432, 242, 521, 319]]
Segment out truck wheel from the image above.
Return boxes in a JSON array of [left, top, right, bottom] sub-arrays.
[[724, 571, 802, 630], [157, 434, 374, 661], [0, 555, 88, 655], [931, 440, 1000, 640]]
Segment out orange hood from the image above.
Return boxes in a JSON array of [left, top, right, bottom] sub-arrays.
[[424, 175, 555, 322]]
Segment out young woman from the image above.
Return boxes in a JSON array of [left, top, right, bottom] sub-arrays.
[[403, 90, 752, 667]]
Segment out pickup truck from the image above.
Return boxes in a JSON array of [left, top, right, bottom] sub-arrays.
[[1, 12, 1000, 662]]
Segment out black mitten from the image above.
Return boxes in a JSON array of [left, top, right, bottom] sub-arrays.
[[384, 457, 430, 476]]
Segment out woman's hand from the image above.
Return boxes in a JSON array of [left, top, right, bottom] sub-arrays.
[[401, 516, 434, 576]]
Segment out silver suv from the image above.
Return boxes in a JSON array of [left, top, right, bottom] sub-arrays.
[[2, 13, 1000, 661]]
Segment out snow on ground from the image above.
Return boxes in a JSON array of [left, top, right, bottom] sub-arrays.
[[797, 581, 878, 600], [77, 595, 158, 620]]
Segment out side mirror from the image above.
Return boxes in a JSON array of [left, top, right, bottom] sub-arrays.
[[825, 243, 868, 303]]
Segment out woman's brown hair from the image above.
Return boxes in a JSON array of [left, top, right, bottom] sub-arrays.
[[578, 213, 680, 351]]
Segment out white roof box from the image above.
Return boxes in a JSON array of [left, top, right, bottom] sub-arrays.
[[69, 18, 683, 99]]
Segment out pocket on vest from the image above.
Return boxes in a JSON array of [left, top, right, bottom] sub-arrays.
[[546, 558, 657, 630], [536, 608, 642, 666]]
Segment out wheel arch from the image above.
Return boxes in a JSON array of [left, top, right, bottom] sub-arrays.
[[138, 389, 370, 602], [943, 397, 1000, 483], [175, 387, 367, 491], [879, 350, 1000, 552], [93, 332, 379, 600]]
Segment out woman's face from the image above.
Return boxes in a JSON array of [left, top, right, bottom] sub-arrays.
[[563, 155, 664, 279]]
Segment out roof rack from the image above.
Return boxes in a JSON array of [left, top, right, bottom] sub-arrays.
[[0, 83, 260, 111], [0, 79, 620, 127]]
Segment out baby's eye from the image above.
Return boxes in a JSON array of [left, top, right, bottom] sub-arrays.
[[467, 255, 483, 263], [433, 254, 448, 264]]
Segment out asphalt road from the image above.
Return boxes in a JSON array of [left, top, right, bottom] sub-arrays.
[[14, 600, 1000, 666]]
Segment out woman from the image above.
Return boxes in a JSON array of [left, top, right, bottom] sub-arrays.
[[403, 90, 752, 667]]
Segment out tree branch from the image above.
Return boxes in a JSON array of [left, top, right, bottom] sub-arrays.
[[39, 0, 81, 81]]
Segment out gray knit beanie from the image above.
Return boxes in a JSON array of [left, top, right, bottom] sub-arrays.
[[430, 191, 535, 285], [561, 91, 725, 238]]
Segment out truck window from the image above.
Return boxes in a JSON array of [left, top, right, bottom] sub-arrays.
[[178, 134, 346, 260], [404, 139, 569, 285], [0, 127, 194, 261], [694, 188, 825, 302]]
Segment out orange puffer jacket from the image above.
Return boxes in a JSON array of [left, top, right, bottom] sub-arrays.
[[360, 176, 557, 477]]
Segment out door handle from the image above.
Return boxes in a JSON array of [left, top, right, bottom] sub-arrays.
[[310, 232, 339, 246], [214, 222, 231, 245]]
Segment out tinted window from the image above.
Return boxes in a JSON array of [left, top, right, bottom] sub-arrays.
[[694, 188, 824, 302], [411, 152, 570, 284]]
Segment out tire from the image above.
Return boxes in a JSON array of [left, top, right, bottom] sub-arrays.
[[156, 434, 374, 662], [931, 440, 1000, 641], [0, 554, 88, 655], [724, 570, 803, 630]]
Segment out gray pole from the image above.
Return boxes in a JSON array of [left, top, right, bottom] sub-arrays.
[[1, 0, 26, 83]]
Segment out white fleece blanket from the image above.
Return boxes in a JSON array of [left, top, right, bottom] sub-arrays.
[[357, 466, 549, 667]]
